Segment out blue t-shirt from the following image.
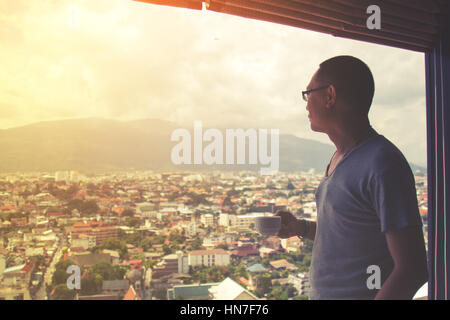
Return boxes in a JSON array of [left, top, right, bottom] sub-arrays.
[[309, 134, 423, 300]]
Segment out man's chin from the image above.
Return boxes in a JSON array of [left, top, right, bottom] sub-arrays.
[[310, 123, 324, 133]]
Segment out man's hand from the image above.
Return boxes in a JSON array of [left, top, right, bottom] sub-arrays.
[[275, 210, 301, 238]]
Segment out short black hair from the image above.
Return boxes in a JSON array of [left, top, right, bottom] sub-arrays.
[[316, 56, 375, 115]]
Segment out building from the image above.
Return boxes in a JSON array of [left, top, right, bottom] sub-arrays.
[[281, 236, 302, 253], [25, 247, 45, 257], [123, 259, 143, 270], [102, 249, 121, 265], [269, 259, 298, 272], [71, 234, 96, 250], [167, 283, 219, 300], [188, 249, 230, 268], [209, 277, 258, 300], [69, 221, 119, 245], [0, 286, 31, 300], [200, 214, 215, 227], [178, 207, 194, 219], [218, 213, 231, 227], [126, 268, 145, 297], [69, 171, 81, 183], [202, 233, 236, 248], [55, 171, 69, 182], [123, 285, 141, 300], [77, 294, 119, 300], [69, 253, 112, 268], [1, 263, 32, 287], [152, 251, 188, 279], [182, 217, 198, 237], [231, 244, 259, 258], [288, 273, 311, 296], [102, 280, 130, 298], [136, 202, 157, 218], [258, 247, 278, 258], [29, 215, 49, 227], [10, 217, 27, 227], [261, 236, 281, 250], [0, 249, 8, 274], [302, 202, 317, 219], [247, 263, 266, 273]]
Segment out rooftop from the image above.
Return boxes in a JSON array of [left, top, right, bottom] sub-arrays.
[[189, 249, 229, 256], [167, 283, 219, 300], [123, 286, 141, 300], [102, 280, 130, 291], [247, 263, 267, 273], [209, 277, 258, 300], [2, 264, 26, 274]]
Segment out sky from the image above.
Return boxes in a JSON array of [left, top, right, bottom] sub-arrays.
[[0, 0, 427, 166]]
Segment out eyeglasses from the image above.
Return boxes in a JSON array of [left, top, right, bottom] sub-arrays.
[[301, 85, 330, 102]]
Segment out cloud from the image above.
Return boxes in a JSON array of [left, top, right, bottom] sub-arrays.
[[0, 0, 427, 166]]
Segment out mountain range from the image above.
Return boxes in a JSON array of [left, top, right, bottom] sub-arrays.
[[0, 118, 425, 174]]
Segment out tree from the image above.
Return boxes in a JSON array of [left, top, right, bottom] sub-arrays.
[[153, 288, 167, 300], [52, 259, 76, 286], [125, 217, 141, 228], [80, 273, 102, 295], [143, 260, 158, 269], [190, 238, 203, 250], [268, 285, 284, 299], [141, 239, 153, 251], [292, 294, 309, 300], [287, 284, 297, 298], [170, 243, 181, 252], [190, 266, 231, 283], [51, 284, 76, 300], [94, 238, 128, 259], [5, 211, 26, 221], [52, 184, 79, 201], [232, 265, 248, 279], [151, 234, 166, 245], [122, 209, 135, 217], [82, 200, 99, 215], [270, 271, 281, 279], [67, 199, 98, 215], [169, 230, 186, 243], [302, 254, 312, 267], [281, 270, 289, 278], [216, 244, 229, 250], [162, 244, 172, 255], [90, 261, 125, 281], [222, 197, 233, 207], [256, 274, 272, 295]]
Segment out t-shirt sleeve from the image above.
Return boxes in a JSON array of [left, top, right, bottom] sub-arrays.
[[370, 163, 423, 233]]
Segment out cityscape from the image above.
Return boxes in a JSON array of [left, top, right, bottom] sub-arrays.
[[0, 169, 428, 300], [0, 0, 442, 304]]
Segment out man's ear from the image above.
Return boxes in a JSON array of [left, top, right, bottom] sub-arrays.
[[325, 84, 337, 109]]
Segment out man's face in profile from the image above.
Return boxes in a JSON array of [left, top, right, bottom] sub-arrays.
[[305, 71, 329, 133]]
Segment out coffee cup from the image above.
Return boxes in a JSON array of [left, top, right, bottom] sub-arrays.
[[255, 216, 281, 235]]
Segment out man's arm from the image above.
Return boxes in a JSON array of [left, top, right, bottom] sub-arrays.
[[374, 225, 428, 300], [301, 219, 316, 241]]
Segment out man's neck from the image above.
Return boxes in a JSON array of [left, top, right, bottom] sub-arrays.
[[327, 117, 377, 155]]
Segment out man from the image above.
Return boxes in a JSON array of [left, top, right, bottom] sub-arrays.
[[276, 56, 428, 300]]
